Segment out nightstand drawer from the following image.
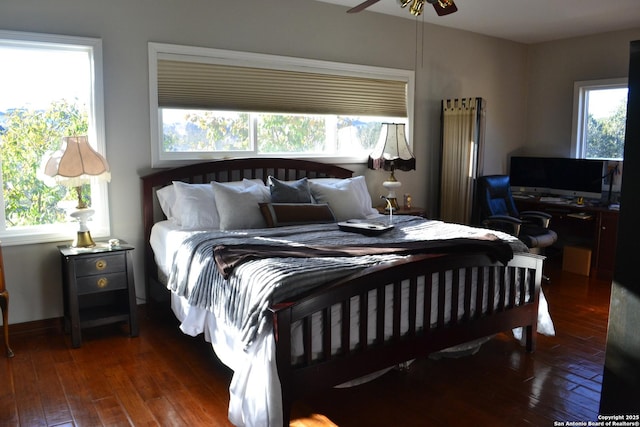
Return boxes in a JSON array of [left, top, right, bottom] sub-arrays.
[[76, 272, 127, 295], [74, 253, 126, 277]]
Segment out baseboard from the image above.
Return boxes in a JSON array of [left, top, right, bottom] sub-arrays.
[[7, 317, 64, 336]]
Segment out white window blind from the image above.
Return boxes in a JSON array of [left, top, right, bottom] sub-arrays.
[[156, 59, 408, 117]]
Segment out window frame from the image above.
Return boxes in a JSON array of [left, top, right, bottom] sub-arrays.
[[148, 42, 414, 168], [0, 30, 109, 246], [571, 77, 628, 160]]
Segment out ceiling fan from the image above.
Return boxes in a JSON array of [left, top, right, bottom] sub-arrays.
[[347, 0, 457, 17]]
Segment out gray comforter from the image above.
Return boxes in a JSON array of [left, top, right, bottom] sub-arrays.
[[166, 216, 527, 349]]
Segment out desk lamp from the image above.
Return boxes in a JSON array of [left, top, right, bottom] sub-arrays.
[[368, 123, 416, 211], [41, 136, 110, 247]]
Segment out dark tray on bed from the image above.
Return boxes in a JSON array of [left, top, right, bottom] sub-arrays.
[[337, 221, 394, 236]]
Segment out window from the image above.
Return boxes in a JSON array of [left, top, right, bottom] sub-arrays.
[[572, 78, 628, 160], [0, 30, 108, 245], [149, 43, 414, 167]]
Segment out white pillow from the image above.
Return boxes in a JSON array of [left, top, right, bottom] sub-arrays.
[[170, 179, 261, 229], [308, 176, 377, 221], [172, 181, 218, 230], [243, 178, 266, 187], [309, 177, 377, 214], [348, 176, 378, 217], [308, 178, 343, 185], [212, 180, 271, 230], [156, 185, 177, 219]]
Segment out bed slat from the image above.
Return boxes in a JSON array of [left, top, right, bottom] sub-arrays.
[[392, 281, 402, 340], [408, 276, 418, 337], [437, 271, 446, 328], [359, 291, 368, 351], [322, 307, 331, 361], [375, 286, 385, 345], [340, 300, 350, 357], [498, 266, 507, 312]]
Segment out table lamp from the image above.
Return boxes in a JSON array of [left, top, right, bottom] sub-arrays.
[[41, 136, 110, 247], [368, 123, 416, 211]]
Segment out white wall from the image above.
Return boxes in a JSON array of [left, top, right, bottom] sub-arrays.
[[524, 28, 640, 157], [0, 0, 584, 325]]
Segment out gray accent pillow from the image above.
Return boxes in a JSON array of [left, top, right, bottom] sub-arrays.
[[269, 177, 312, 203]]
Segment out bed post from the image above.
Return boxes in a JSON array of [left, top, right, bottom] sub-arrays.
[[142, 175, 160, 305], [269, 302, 294, 427], [525, 256, 543, 352]]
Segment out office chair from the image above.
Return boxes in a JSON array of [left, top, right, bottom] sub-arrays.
[[477, 175, 557, 262]]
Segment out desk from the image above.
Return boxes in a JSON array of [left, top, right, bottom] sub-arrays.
[[515, 198, 618, 280]]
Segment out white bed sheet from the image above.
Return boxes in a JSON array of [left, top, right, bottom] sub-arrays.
[[151, 220, 555, 427]]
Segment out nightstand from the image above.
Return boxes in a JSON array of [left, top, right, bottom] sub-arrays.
[[376, 206, 427, 218], [58, 242, 139, 348]]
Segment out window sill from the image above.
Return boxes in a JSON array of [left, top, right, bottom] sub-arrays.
[[0, 224, 110, 247]]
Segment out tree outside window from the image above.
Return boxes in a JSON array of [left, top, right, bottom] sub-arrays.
[[1, 101, 88, 228], [0, 31, 107, 245], [161, 109, 393, 159], [573, 79, 628, 160], [585, 88, 628, 159]]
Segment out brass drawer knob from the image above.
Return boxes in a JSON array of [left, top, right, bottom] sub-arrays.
[[97, 277, 108, 288], [95, 259, 107, 270]]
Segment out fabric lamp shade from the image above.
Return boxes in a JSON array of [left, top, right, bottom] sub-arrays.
[[42, 135, 111, 188], [367, 123, 416, 172]]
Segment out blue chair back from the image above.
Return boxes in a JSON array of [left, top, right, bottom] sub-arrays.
[[477, 175, 519, 219]]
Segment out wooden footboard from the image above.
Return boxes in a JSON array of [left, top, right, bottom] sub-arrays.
[[270, 251, 543, 426]]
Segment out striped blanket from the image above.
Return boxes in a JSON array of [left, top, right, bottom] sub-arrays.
[[166, 216, 527, 348]]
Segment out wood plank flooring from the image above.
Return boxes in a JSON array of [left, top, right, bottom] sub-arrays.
[[0, 262, 611, 426]]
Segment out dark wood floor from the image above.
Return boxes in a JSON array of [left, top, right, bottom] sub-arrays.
[[0, 261, 611, 426]]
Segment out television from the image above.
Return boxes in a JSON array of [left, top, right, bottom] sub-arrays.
[[509, 156, 606, 200]]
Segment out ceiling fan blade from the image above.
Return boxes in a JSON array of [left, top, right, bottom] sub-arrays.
[[347, 0, 381, 13], [432, 0, 458, 16]]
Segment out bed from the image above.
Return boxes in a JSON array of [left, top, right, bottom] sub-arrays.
[[141, 158, 553, 427]]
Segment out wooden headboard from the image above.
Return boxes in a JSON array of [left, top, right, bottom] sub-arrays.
[[140, 158, 353, 301]]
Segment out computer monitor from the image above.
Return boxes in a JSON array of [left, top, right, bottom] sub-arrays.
[[509, 157, 549, 194], [509, 156, 605, 200]]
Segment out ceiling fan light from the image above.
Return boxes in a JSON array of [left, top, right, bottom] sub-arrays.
[[409, 0, 425, 16], [348, 0, 456, 17]]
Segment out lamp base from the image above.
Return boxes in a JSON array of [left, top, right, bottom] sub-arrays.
[[382, 179, 402, 212], [69, 208, 96, 248], [384, 197, 399, 211], [73, 231, 96, 248]]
